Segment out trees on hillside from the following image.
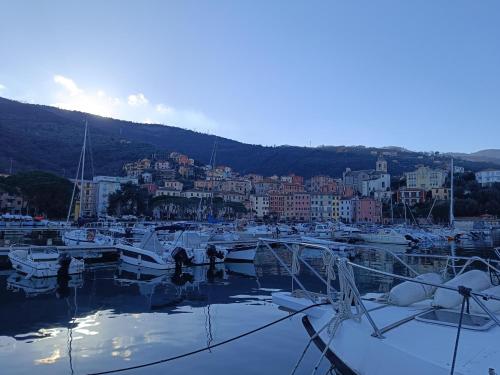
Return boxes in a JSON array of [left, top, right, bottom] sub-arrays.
[[107, 183, 151, 217], [0, 171, 73, 218]]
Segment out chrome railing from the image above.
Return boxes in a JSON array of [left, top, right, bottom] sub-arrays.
[[258, 238, 500, 340]]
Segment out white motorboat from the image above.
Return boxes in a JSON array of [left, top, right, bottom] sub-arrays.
[[264, 238, 500, 375], [358, 228, 411, 245], [221, 242, 257, 262], [8, 247, 84, 277], [63, 229, 114, 246], [313, 223, 332, 238], [117, 226, 227, 270]]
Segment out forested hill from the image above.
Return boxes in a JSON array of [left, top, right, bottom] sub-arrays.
[[0, 97, 495, 178]]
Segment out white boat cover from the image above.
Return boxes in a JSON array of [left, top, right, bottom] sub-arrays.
[[432, 270, 491, 309], [388, 273, 443, 306], [469, 285, 500, 314]]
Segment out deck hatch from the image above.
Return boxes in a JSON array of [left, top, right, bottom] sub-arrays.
[[415, 309, 495, 331]]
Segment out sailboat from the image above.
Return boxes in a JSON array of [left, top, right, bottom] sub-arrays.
[[63, 120, 113, 246]]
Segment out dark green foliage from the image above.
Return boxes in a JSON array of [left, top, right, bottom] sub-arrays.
[[392, 175, 500, 222], [1, 171, 73, 218], [107, 183, 151, 217]]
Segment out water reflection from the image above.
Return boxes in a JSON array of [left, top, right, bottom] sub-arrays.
[[0, 239, 498, 375]]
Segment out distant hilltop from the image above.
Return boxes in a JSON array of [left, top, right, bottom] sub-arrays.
[[447, 149, 500, 165], [0, 96, 498, 179]]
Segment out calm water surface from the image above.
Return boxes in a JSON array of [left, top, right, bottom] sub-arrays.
[[0, 231, 499, 375]]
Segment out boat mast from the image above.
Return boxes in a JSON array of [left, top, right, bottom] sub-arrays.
[[80, 120, 88, 219], [66, 123, 86, 223], [390, 194, 394, 224], [449, 158, 454, 227]]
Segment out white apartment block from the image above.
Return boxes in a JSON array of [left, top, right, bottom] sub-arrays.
[[93, 176, 138, 217], [250, 195, 269, 218], [155, 188, 182, 197], [476, 170, 500, 186], [164, 180, 184, 191], [182, 190, 213, 199], [361, 173, 390, 197]]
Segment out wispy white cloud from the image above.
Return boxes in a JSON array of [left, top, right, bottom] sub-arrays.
[[52, 75, 121, 117], [50, 74, 219, 132], [0, 84, 6, 92], [54, 75, 82, 96], [127, 93, 148, 106], [155, 103, 173, 114]]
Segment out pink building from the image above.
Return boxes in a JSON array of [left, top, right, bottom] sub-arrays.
[[353, 197, 382, 223], [284, 192, 311, 221], [269, 192, 286, 219], [291, 174, 304, 185], [281, 182, 305, 194]]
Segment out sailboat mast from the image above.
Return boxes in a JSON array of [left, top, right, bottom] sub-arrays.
[[80, 120, 88, 219], [390, 194, 394, 224], [449, 158, 454, 227]]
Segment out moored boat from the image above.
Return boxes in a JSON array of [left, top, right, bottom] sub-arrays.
[[264, 238, 500, 375], [8, 247, 84, 277]]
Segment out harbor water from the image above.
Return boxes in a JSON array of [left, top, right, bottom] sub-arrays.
[[0, 230, 499, 375]]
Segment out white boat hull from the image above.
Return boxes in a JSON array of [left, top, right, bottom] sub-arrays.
[[8, 250, 84, 278], [273, 292, 500, 375], [225, 246, 257, 262], [358, 233, 410, 245], [117, 243, 227, 270]]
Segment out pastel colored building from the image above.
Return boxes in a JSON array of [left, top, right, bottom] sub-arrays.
[[405, 166, 447, 191], [398, 187, 426, 206], [353, 197, 382, 224], [155, 188, 182, 197], [269, 192, 286, 219], [164, 180, 184, 191], [181, 190, 213, 199], [284, 192, 311, 221], [340, 198, 354, 223], [311, 193, 340, 221]]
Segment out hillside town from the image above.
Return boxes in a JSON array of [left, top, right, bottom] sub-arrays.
[[3, 149, 495, 224]]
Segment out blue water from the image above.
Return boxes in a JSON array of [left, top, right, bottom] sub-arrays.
[[0, 250, 335, 375], [0, 235, 498, 375]]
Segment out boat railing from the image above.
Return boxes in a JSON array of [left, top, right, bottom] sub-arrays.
[[258, 238, 500, 340]]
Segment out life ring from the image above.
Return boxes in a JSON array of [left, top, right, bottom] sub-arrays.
[[87, 230, 95, 241]]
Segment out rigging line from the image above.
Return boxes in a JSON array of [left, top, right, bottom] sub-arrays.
[[88, 302, 328, 375], [66, 142, 84, 223], [87, 123, 95, 178], [450, 287, 470, 375]]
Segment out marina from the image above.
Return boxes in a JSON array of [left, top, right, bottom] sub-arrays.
[[2, 2, 500, 373], [0, 226, 499, 374]]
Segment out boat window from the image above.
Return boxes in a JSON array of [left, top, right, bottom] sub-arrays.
[[33, 258, 57, 262], [122, 250, 138, 259], [140, 254, 159, 263]]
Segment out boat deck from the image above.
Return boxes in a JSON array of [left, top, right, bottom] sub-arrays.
[[274, 292, 500, 375]]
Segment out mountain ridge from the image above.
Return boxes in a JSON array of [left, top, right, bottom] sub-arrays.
[[0, 96, 497, 178]]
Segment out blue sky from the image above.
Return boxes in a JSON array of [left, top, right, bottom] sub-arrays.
[[0, 1, 499, 153]]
